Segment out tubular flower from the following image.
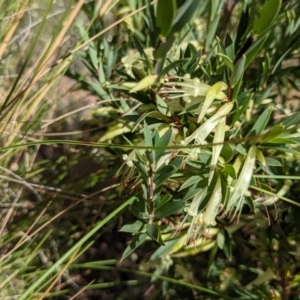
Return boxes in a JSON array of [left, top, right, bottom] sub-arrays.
[[226, 146, 257, 219], [182, 102, 233, 162], [202, 175, 222, 226]]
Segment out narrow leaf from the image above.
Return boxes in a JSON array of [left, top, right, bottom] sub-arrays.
[[281, 111, 300, 128], [130, 75, 158, 93], [155, 201, 184, 218], [144, 121, 153, 147], [231, 55, 246, 86], [253, 0, 282, 36], [171, 0, 200, 34], [156, 0, 176, 37], [218, 53, 234, 71], [156, 95, 171, 116], [121, 233, 148, 261], [247, 107, 272, 138], [154, 35, 176, 59]]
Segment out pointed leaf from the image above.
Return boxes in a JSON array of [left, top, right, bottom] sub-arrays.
[[121, 233, 147, 261], [218, 53, 234, 71], [281, 111, 300, 128], [154, 200, 184, 218], [120, 220, 145, 233], [245, 35, 268, 68], [150, 236, 183, 260], [253, 0, 282, 36], [231, 55, 246, 86], [179, 175, 206, 191], [155, 194, 172, 209], [147, 224, 165, 245], [130, 75, 158, 93], [171, 0, 200, 34], [262, 125, 284, 142], [156, 95, 171, 116], [156, 0, 177, 37], [224, 164, 236, 179], [143, 121, 153, 147], [231, 93, 252, 125], [154, 35, 176, 59], [220, 143, 234, 162], [264, 157, 282, 166], [246, 107, 272, 138]]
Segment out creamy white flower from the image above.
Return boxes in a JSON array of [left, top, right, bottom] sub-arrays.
[[226, 146, 257, 219], [202, 175, 222, 226]]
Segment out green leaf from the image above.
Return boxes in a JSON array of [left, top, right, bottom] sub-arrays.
[[281, 111, 300, 128], [231, 76, 243, 101], [88, 81, 109, 99], [224, 164, 236, 179], [236, 144, 247, 156], [130, 75, 158, 93], [185, 49, 203, 73], [154, 128, 173, 158], [132, 67, 148, 80], [231, 93, 253, 125], [218, 53, 234, 71], [147, 224, 165, 245], [156, 0, 177, 37], [264, 157, 282, 167], [171, 0, 200, 34], [146, 150, 156, 165], [154, 200, 184, 218], [205, 0, 225, 49], [179, 175, 206, 191], [247, 107, 272, 138], [130, 195, 148, 218], [146, 1, 159, 47], [266, 137, 298, 144], [150, 236, 183, 260], [262, 125, 284, 142], [159, 59, 187, 77], [88, 43, 98, 70], [121, 233, 148, 261], [154, 158, 182, 187], [217, 230, 232, 259], [133, 159, 148, 180], [123, 90, 152, 105], [253, 0, 282, 36], [155, 194, 172, 210], [259, 52, 270, 89], [231, 55, 246, 86], [120, 220, 145, 233], [220, 143, 234, 162], [245, 35, 268, 68], [225, 34, 235, 60], [156, 95, 171, 116], [144, 121, 153, 147], [183, 181, 208, 202], [154, 35, 176, 59]]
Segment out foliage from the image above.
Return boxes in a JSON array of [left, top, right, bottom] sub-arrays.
[[1, 0, 300, 299]]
